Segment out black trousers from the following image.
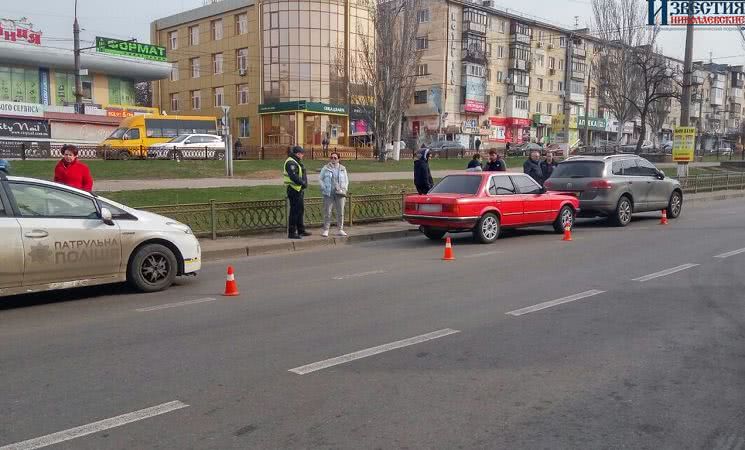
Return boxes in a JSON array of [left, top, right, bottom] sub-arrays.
[[287, 187, 306, 235]]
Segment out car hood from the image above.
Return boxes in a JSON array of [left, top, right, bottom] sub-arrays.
[[98, 196, 191, 231]]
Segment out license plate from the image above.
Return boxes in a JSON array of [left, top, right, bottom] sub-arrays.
[[419, 204, 442, 213]]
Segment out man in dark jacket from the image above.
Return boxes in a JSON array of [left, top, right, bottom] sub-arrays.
[[483, 149, 507, 172], [284, 146, 311, 239], [540, 151, 558, 182], [414, 149, 434, 194], [523, 150, 545, 185]]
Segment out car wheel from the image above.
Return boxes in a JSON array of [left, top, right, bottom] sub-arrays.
[[667, 191, 683, 219], [473, 213, 500, 244], [612, 196, 633, 227], [553, 205, 575, 234], [127, 244, 178, 293], [422, 227, 446, 241], [168, 150, 183, 162], [118, 150, 130, 161]]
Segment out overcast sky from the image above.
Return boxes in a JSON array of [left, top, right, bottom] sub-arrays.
[[12, 0, 742, 65]]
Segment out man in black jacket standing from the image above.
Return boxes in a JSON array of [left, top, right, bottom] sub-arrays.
[[523, 150, 545, 185], [414, 148, 434, 194], [483, 149, 507, 171], [284, 146, 311, 239]]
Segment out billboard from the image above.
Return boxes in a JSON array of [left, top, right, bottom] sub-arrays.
[[673, 126, 696, 162], [96, 37, 166, 62], [464, 76, 486, 114]]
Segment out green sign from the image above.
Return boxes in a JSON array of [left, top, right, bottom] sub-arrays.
[[258, 100, 347, 115], [577, 116, 607, 131], [96, 37, 166, 62]]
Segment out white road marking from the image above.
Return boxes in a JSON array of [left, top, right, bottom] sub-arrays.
[[289, 328, 460, 375], [714, 248, 745, 259], [333, 270, 385, 280], [462, 250, 503, 259], [506, 290, 606, 317], [0, 401, 189, 450], [136, 297, 216, 312], [631, 264, 699, 282]]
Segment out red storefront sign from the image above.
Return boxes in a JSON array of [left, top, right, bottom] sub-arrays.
[[465, 99, 486, 114], [106, 109, 135, 118], [0, 18, 42, 45], [507, 117, 532, 127]]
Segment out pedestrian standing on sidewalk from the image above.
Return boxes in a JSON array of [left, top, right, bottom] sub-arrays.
[[483, 149, 506, 172], [414, 148, 434, 194], [54, 144, 94, 192], [540, 151, 558, 181], [322, 134, 330, 157], [283, 146, 311, 239], [475, 137, 482, 152], [319, 152, 349, 237], [467, 153, 483, 171], [523, 150, 545, 185]]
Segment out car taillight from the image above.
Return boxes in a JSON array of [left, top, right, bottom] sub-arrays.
[[442, 204, 459, 214], [405, 202, 416, 211], [588, 180, 613, 190]]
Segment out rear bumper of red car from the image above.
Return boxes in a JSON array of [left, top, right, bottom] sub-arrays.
[[404, 214, 480, 229]]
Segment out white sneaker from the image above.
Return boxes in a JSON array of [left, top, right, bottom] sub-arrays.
[[321, 229, 329, 238], [337, 230, 348, 237]]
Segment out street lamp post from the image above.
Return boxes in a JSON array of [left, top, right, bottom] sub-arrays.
[[73, 0, 84, 114]]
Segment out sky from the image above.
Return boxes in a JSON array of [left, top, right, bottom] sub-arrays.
[[10, 0, 743, 65]]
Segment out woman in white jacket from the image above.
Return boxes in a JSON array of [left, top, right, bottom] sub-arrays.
[[319, 152, 350, 237]]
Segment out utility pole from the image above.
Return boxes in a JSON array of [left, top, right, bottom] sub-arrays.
[[73, 0, 84, 114], [563, 32, 574, 157], [678, 0, 695, 176], [584, 63, 592, 148]]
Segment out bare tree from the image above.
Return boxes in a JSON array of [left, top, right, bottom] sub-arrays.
[[646, 98, 671, 148], [352, 0, 422, 161], [135, 81, 152, 107]]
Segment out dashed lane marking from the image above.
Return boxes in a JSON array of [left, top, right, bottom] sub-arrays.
[[631, 264, 699, 282], [136, 297, 217, 312], [505, 290, 606, 316]]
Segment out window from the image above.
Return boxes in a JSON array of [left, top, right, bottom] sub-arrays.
[[499, 20, 505, 33], [591, 87, 596, 97], [487, 43, 492, 56], [125, 128, 140, 140], [213, 53, 224, 74], [211, 19, 223, 40], [170, 66, 179, 81], [538, 78, 543, 91], [236, 48, 248, 72], [190, 58, 200, 78], [495, 96, 502, 110], [512, 175, 543, 194], [168, 31, 178, 50], [430, 175, 483, 194], [417, 64, 428, 76], [560, 36, 567, 48], [238, 118, 250, 137], [549, 57, 555, 69], [214, 87, 224, 107], [414, 90, 427, 104], [416, 36, 429, 50], [269, 11, 279, 28], [547, 103, 552, 114], [559, 59, 564, 71], [497, 71, 503, 82], [515, 96, 529, 111], [549, 80, 554, 92], [558, 81, 564, 92], [636, 159, 659, 177], [489, 176, 516, 195], [536, 102, 542, 113], [417, 9, 430, 23], [235, 13, 248, 35], [611, 159, 637, 176], [191, 90, 201, 110], [237, 84, 249, 104], [9, 183, 98, 218], [553, 161, 605, 178], [170, 93, 179, 111], [486, 69, 491, 81], [497, 46, 505, 58], [189, 25, 199, 46]]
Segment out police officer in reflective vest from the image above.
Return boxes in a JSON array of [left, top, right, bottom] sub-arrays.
[[284, 146, 311, 239]]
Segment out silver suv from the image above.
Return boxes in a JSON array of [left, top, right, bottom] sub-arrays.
[[544, 155, 683, 226]]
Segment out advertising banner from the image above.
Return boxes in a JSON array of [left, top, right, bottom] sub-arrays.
[[464, 76, 486, 114], [96, 37, 166, 62], [673, 126, 696, 162], [39, 68, 50, 105], [0, 118, 50, 138]]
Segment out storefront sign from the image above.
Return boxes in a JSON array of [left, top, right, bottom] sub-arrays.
[[0, 117, 50, 138], [95, 37, 166, 62], [533, 114, 553, 126], [508, 117, 533, 128], [577, 116, 607, 131], [39, 69, 50, 105], [106, 109, 135, 118], [673, 126, 696, 162], [0, 139, 50, 158], [306, 102, 347, 115], [0, 18, 42, 45], [462, 118, 479, 134], [0, 100, 45, 117], [463, 76, 486, 114], [259, 101, 347, 115]]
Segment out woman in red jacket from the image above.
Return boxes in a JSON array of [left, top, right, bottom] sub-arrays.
[[54, 144, 94, 192]]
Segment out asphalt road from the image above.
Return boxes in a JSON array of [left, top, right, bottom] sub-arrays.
[[2, 198, 745, 449]]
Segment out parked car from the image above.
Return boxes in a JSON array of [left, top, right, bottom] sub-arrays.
[[0, 172, 201, 297], [543, 154, 683, 227], [507, 142, 543, 157], [620, 140, 654, 153], [403, 173, 579, 244], [148, 134, 226, 161], [427, 140, 466, 155], [0, 159, 9, 174], [661, 140, 673, 153], [707, 144, 733, 156]]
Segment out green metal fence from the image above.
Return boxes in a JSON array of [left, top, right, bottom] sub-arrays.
[[141, 172, 745, 239]]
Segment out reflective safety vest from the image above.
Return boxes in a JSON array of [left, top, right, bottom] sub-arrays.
[[283, 156, 304, 191]]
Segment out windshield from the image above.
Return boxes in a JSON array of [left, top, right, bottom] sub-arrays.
[[552, 161, 605, 178], [168, 135, 190, 143], [108, 128, 127, 139], [429, 175, 482, 194]]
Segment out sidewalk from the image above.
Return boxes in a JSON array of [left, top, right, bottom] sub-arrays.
[[94, 162, 722, 192], [198, 189, 745, 261]]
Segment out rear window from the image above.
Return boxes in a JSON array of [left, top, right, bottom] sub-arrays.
[[552, 161, 605, 178], [430, 175, 482, 194]]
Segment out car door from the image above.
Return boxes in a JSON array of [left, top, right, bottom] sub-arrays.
[[512, 175, 553, 224], [0, 186, 23, 290], [488, 176, 522, 226], [622, 159, 653, 211], [637, 159, 669, 209], [7, 181, 122, 286]]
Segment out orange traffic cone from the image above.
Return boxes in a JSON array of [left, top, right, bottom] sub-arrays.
[[442, 236, 456, 261], [660, 209, 669, 225], [563, 223, 573, 241], [223, 265, 240, 296]]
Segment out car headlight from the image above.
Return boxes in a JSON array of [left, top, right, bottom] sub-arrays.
[[166, 221, 193, 235]]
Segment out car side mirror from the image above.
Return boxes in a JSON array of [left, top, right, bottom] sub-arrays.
[[184, 140, 191, 145], [101, 207, 115, 226], [540, 186, 547, 194], [656, 170, 665, 180]]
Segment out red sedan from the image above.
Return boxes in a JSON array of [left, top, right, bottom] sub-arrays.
[[404, 173, 580, 243]]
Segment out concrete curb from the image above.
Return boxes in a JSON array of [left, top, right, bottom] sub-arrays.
[[203, 228, 421, 261], [687, 191, 745, 204]]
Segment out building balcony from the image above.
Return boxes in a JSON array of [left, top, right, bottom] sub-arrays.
[[569, 92, 585, 104], [509, 58, 530, 71], [571, 70, 586, 81], [463, 21, 487, 35], [573, 47, 586, 59], [508, 83, 529, 95], [734, 79, 744, 89], [729, 88, 743, 101], [510, 33, 531, 45], [462, 48, 487, 64], [692, 74, 705, 85]]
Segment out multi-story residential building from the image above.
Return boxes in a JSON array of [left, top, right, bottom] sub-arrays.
[[152, 0, 373, 148]]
